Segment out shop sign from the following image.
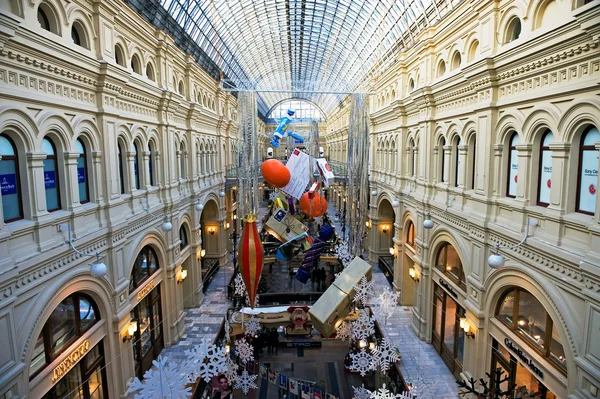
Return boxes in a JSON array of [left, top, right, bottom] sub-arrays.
[[137, 280, 156, 301], [504, 338, 544, 379], [439, 278, 458, 298], [52, 340, 91, 382], [284, 341, 322, 348]]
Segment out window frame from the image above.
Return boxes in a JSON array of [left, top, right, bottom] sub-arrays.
[[179, 225, 189, 250], [42, 138, 61, 212], [0, 133, 24, 222], [148, 143, 155, 187], [129, 246, 160, 293], [439, 137, 446, 183], [575, 126, 599, 215], [76, 138, 90, 204], [506, 133, 519, 198], [435, 243, 466, 291], [537, 130, 553, 207], [406, 221, 416, 249]]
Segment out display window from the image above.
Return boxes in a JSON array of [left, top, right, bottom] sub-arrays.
[[432, 283, 465, 377], [131, 285, 164, 378], [435, 243, 466, 290], [507, 133, 519, 198]]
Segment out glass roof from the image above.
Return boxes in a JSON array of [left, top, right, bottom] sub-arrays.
[[160, 0, 458, 115]]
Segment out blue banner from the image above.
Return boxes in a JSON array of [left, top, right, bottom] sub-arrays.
[[77, 167, 86, 183], [0, 174, 17, 195], [44, 171, 56, 189]]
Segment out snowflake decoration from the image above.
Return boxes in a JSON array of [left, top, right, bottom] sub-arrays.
[[234, 370, 258, 394], [245, 293, 259, 308], [350, 348, 376, 377], [353, 276, 374, 308], [235, 337, 254, 364], [370, 338, 401, 371], [234, 273, 247, 296], [269, 191, 279, 202], [127, 356, 192, 398], [244, 316, 262, 337], [336, 321, 351, 341], [223, 356, 240, 384], [370, 383, 399, 399], [335, 240, 353, 268], [180, 339, 227, 383], [224, 320, 231, 343], [377, 288, 400, 322], [352, 311, 375, 341], [353, 385, 373, 399]]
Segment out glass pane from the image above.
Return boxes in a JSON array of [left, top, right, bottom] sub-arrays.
[[578, 148, 598, 213], [0, 158, 20, 220], [508, 148, 519, 196], [75, 139, 85, 154], [0, 136, 15, 155], [583, 127, 600, 146], [492, 362, 511, 393], [456, 326, 465, 364], [30, 331, 47, 376], [49, 296, 77, 356], [515, 363, 539, 396], [88, 365, 104, 399], [77, 155, 88, 203], [549, 322, 567, 367], [133, 151, 140, 190], [139, 297, 152, 356], [136, 253, 148, 287], [516, 291, 547, 350], [497, 290, 515, 325], [434, 297, 443, 337], [445, 245, 462, 281], [539, 147, 552, 204], [43, 158, 59, 211], [152, 296, 162, 341], [42, 138, 55, 155], [84, 345, 101, 370], [53, 362, 84, 399], [79, 297, 96, 331], [148, 249, 158, 275], [443, 296, 456, 353]]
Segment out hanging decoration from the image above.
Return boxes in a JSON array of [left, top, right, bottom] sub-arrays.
[[369, 383, 401, 399], [349, 348, 376, 377], [299, 192, 328, 218], [377, 288, 400, 323], [370, 338, 401, 371], [353, 276, 375, 308], [224, 356, 240, 384], [180, 339, 227, 383], [261, 159, 291, 188], [296, 224, 335, 283], [234, 370, 258, 394], [351, 311, 375, 341], [335, 321, 351, 341], [233, 273, 247, 297], [127, 356, 192, 399], [352, 385, 373, 399], [244, 316, 262, 337], [238, 217, 264, 310], [235, 337, 254, 364]]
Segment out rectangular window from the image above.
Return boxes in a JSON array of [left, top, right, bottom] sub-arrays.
[[443, 296, 456, 353], [578, 149, 597, 213], [508, 150, 518, 197], [0, 161, 20, 220], [538, 150, 552, 204]]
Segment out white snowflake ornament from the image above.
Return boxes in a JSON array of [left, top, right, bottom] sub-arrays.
[[234, 273, 247, 296], [353, 276, 374, 308], [352, 311, 375, 341], [370, 383, 399, 399], [335, 240, 353, 268], [235, 337, 254, 364], [377, 288, 400, 322], [370, 338, 401, 371], [244, 316, 262, 337], [353, 385, 373, 399], [127, 356, 191, 398], [223, 356, 240, 384], [180, 339, 227, 383], [336, 321, 351, 341], [349, 348, 376, 377], [234, 370, 258, 394]]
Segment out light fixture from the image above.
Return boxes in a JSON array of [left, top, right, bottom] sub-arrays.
[[162, 220, 173, 231], [226, 222, 230, 229], [208, 226, 216, 235], [176, 269, 188, 284], [389, 247, 395, 256], [219, 191, 225, 198], [423, 214, 434, 230], [123, 320, 138, 342], [139, 198, 172, 232], [365, 220, 371, 228], [369, 341, 376, 350], [488, 218, 539, 269], [201, 249, 206, 258], [225, 344, 231, 354], [358, 339, 367, 348], [60, 224, 107, 278], [409, 267, 419, 282], [459, 318, 475, 339], [195, 201, 204, 212], [371, 190, 377, 196], [382, 225, 390, 233], [233, 214, 237, 220], [392, 200, 400, 208]]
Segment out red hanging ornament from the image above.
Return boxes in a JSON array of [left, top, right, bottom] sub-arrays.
[[238, 215, 264, 308]]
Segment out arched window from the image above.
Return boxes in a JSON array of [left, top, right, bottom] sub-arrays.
[[30, 293, 100, 378], [505, 17, 522, 43], [455, 138, 462, 187], [507, 133, 520, 197], [37, 6, 50, 31], [146, 62, 155, 81], [148, 142, 155, 187], [129, 246, 159, 293], [114, 45, 126, 67], [467, 40, 479, 62], [179, 225, 188, 250], [537, 131, 554, 206], [437, 60, 446, 77], [496, 287, 566, 369], [71, 21, 89, 49], [408, 78, 415, 91], [37, 3, 58, 34], [435, 243, 466, 290], [178, 81, 185, 95], [451, 51, 461, 70], [76, 139, 89, 204], [118, 143, 125, 194], [406, 221, 415, 249], [439, 137, 446, 183], [131, 54, 142, 74], [0, 134, 23, 222], [42, 138, 61, 212], [576, 126, 600, 214], [132, 142, 140, 190], [468, 135, 477, 190]]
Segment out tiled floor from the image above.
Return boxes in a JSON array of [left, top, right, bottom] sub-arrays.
[[160, 203, 458, 398]]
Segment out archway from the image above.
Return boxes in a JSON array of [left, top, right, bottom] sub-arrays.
[[200, 199, 221, 284], [377, 198, 395, 253]]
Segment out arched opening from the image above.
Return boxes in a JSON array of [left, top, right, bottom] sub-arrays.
[[467, 40, 479, 62], [408, 78, 415, 92], [76, 138, 90, 203], [131, 54, 142, 74], [505, 17, 522, 43], [377, 199, 395, 253], [0, 133, 23, 222], [437, 60, 446, 78], [535, 0, 561, 29], [507, 132, 520, 198], [114, 44, 126, 67], [200, 199, 220, 278], [37, 2, 59, 34], [537, 130, 554, 206], [451, 51, 461, 70], [179, 224, 189, 250], [178, 80, 185, 95], [42, 137, 61, 212], [576, 126, 600, 215], [146, 62, 155, 81], [71, 20, 89, 49], [400, 218, 417, 306]]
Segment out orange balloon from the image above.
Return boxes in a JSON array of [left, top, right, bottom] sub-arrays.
[[300, 192, 328, 218], [261, 159, 291, 188]]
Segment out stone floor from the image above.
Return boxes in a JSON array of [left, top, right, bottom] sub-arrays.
[[159, 202, 458, 398]]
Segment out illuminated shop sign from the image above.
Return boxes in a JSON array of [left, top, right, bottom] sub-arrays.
[[137, 280, 156, 301], [52, 340, 91, 382], [504, 338, 544, 379], [439, 278, 458, 298]]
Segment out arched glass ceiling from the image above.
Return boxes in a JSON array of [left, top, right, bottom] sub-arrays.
[[160, 0, 458, 115], [268, 99, 325, 123]]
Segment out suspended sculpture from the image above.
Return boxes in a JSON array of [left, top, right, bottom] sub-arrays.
[[270, 108, 305, 148]]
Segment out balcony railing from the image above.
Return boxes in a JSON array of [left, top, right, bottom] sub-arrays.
[[378, 256, 394, 287]]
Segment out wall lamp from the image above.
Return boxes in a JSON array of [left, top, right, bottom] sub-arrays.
[[460, 318, 475, 339], [233, 214, 237, 220], [365, 220, 371, 229], [195, 201, 204, 212], [382, 225, 390, 234], [409, 267, 419, 282], [176, 269, 188, 284], [226, 222, 231, 229], [389, 247, 396, 257], [488, 217, 539, 269], [371, 190, 378, 196], [59, 223, 107, 278], [201, 249, 206, 258], [392, 200, 400, 208], [219, 191, 226, 198], [123, 320, 138, 343], [423, 213, 434, 230], [208, 226, 216, 235], [139, 198, 172, 231]]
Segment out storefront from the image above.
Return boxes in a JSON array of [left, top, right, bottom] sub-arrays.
[[128, 246, 164, 379], [488, 287, 567, 398], [28, 293, 109, 398], [431, 242, 467, 378]]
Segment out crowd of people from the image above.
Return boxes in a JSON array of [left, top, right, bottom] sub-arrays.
[[252, 328, 280, 359]]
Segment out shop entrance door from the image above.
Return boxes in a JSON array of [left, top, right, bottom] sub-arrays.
[[431, 283, 465, 378]]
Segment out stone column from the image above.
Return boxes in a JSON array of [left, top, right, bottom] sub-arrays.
[[127, 151, 136, 192], [64, 152, 81, 211], [443, 145, 452, 183], [27, 152, 48, 220], [92, 151, 104, 203], [143, 150, 151, 189], [515, 144, 533, 203], [458, 144, 469, 188], [492, 144, 503, 198]]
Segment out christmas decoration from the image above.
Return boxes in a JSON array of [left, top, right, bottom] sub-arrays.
[[300, 192, 328, 217], [180, 338, 227, 383], [234, 273, 247, 297], [235, 337, 254, 364], [224, 356, 240, 384], [377, 288, 400, 322], [296, 225, 336, 283], [369, 383, 399, 399], [127, 356, 192, 399], [262, 159, 291, 188], [269, 191, 279, 202], [224, 320, 231, 344], [335, 241, 353, 268], [245, 293, 260, 308], [335, 321, 351, 341], [244, 316, 262, 337], [349, 348, 376, 376], [238, 215, 264, 309], [370, 338, 401, 371], [234, 370, 258, 394], [457, 368, 516, 399], [352, 311, 375, 341], [353, 276, 374, 308], [353, 385, 372, 399]]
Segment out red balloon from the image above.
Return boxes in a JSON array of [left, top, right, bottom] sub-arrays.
[[299, 192, 328, 218], [261, 159, 290, 188]]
